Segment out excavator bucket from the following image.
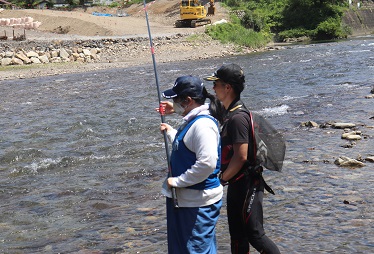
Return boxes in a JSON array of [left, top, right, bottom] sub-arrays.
[[207, 0, 215, 15], [207, 6, 215, 15]]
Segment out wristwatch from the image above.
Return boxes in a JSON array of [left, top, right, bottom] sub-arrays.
[[218, 171, 228, 186]]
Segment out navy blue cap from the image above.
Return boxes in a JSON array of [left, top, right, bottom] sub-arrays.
[[162, 75, 204, 99]]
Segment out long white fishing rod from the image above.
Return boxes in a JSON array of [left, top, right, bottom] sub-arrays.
[[142, 0, 178, 208]]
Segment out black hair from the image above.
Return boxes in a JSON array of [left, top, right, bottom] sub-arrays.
[[177, 87, 224, 124], [229, 76, 245, 96], [202, 87, 224, 124]]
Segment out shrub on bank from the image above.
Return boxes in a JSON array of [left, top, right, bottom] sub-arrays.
[[277, 28, 310, 42], [205, 22, 269, 48], [310, 17, 349, 40]]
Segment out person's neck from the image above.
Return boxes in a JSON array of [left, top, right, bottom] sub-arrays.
[[186, 101, 201, 115], [223, 95, 240, 110], [183, 103, 208, 121], [185, 101, 201, 113]]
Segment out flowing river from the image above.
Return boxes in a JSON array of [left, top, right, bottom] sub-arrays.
[[1, 36, 373, 253]]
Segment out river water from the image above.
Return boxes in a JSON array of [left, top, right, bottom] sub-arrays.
[[1, 36, 373, 253]]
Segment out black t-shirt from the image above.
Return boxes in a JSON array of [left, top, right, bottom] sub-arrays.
[[220, 100, 254, 172]]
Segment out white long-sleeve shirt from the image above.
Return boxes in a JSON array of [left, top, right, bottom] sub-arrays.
[[161, 104, 223, 207]]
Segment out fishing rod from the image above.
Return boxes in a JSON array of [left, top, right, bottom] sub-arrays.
[[142, 0, 179, 208]]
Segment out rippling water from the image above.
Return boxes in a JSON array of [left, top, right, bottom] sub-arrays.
[[1, 37, 373, 253]]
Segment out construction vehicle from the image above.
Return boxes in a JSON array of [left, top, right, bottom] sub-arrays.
[[175, 0, 215, 28]]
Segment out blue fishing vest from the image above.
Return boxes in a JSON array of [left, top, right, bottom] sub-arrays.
[[170, 115, 221, 190]]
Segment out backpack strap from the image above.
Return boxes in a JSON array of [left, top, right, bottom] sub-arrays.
[[249, 111, 257, 167], [230, 105, 257, 167]]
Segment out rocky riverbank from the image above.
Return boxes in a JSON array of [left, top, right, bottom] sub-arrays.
[[0, 33, 279, 81], [0, 2, 236, 80]]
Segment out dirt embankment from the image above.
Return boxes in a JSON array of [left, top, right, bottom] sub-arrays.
[[0, 0, 229, 39], [0, 1, 243, 80]]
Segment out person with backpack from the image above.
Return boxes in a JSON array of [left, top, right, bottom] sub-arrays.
[[157, 75, 224, 254], [204, 63, 281, 254]]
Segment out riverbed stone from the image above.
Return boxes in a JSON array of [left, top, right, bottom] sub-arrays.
[[26, 51, 39, 58], [12, 57, 24, 65], [38, 54, 49, 63], [71, 52, 80, 60], [83, 49, 91, 56], [341, 143, 355, 148], [59, 48, 70, 59], [90, 49, 97, 60], [15, 52, 31, 64], [302, 121, 319, 127], [5, 51, 13, 57], [51, 50, 58, 58], [334, 156, 365, 167], [345, 134, 362, 140], [61, 57, 70, 62], [332, 122, 356, 129], [342, 131, 356, 138], [50, 57, 61, 63], [365, 156, 374, 162], [30, 57, 41, 64], [1, 57, 12, 66]]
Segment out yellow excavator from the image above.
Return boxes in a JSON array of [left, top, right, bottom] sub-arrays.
[[175, 0, 215, 28]]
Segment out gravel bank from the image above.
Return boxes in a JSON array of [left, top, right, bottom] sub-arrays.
[[0, 33, 278, 81], [0, 4, 259, 80]]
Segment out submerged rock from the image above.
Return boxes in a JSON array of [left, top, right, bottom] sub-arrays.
[[365, 156, 374, 163], [332, 123, 356, 129], [301, 121, 319, 127], [345, 134, 362, 140], [334, 156, 365, 168]]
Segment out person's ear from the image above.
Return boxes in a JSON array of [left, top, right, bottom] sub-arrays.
[[185, 96, 192, 106], [225, 83, 231, 91]]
